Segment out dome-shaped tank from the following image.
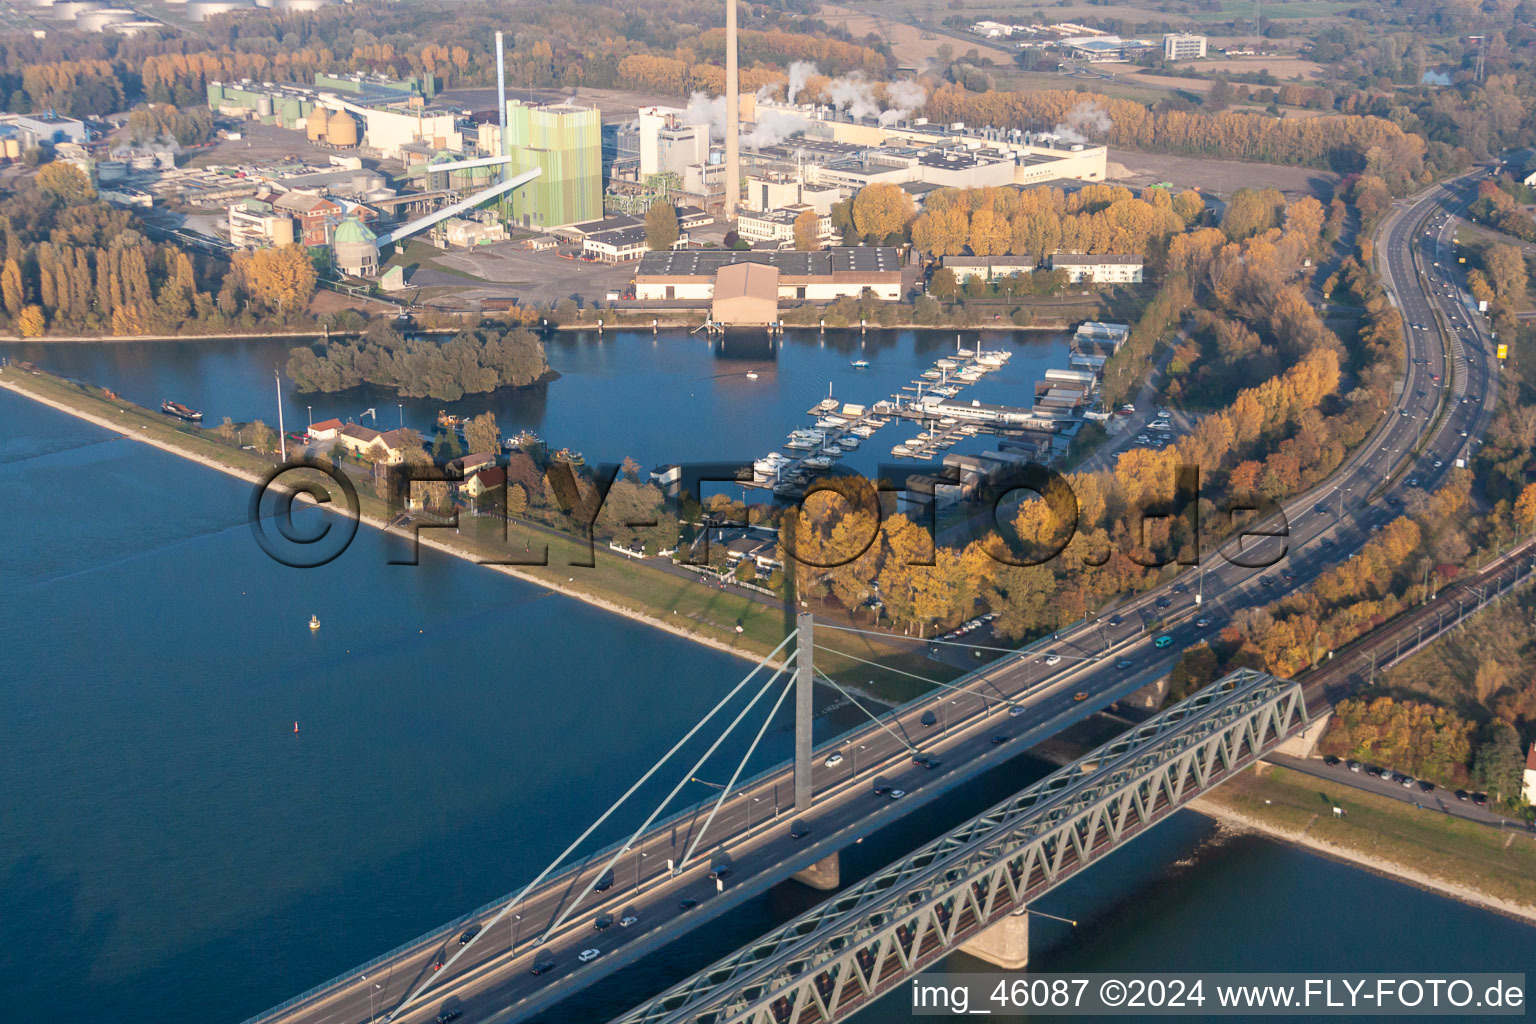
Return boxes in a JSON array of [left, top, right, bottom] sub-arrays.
[[185, 0, 252, 21], [305, 105, 329, 142], [76, 6, 132, 29], [326, 112, 359, 147], [332, 216, 379, 277]]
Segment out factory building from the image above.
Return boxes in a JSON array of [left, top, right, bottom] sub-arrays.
[[634, 248, 902, 302], [502, 100, 602, 230], [1163, 33, 1208, 60], [737, 205, 833, 248], [0, 112, 88, 151], [227, 197, 297, 249]]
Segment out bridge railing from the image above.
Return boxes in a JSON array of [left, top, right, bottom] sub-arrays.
[[240, 619, 1082, 1024]]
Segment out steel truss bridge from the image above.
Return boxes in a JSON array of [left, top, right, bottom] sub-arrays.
[[612, 668, 1306, 1024]]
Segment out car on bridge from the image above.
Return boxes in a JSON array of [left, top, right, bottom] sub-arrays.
[[1008, 705, 1027, 717], [823, 753, 844, 767], [459, 926, 479, 945], [679, 897, 700, 910], [1115, 659, 1134, 670], [1044, 653, 1062, 665], [621, 914, 639, 927], [790, 822, 812, 839], [594, 871, 615, 892], [594, 914, 613, 930], [579, 949, 601, 963], [920, 710, 937, 727], [1154, 635, 1174, 649], [1073, 692, 1088, 702], [529, 959, 555, 975], [435, 1011, 462, 1023]]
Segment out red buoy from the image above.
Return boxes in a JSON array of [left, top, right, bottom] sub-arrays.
[[294, 721, 300, 734]]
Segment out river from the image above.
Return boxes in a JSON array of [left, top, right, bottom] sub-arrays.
[[1, 327, 1076, 479], [1, 332, 1532, 1024]]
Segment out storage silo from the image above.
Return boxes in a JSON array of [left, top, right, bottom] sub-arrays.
[[270, 217, 296, 247], [332, 216, 378, 277], [256, 94, 274, 118], [326, 112, 359, 147], [305, 105, 329, 142]]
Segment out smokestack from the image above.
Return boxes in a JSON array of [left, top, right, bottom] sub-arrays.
[[724, 0, 739, 220], [495, 31, 508, 181]]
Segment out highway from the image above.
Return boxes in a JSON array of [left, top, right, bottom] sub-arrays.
[[248, 170, 1501, 1024]]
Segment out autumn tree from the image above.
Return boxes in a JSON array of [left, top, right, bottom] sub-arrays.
[[850, 182, 914, 242], [241, 245, 317, 314], [464, 412, 500, 456], [1515, 482, 1536, 532], [17, 305, 45, 337], [645, 201, 679, 251], [792, 209, 822, 251], [35, 162, 96, 204]]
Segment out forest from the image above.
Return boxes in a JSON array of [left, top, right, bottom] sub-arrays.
[[285, 321, 552, 400], [0, 164, 317, 336]]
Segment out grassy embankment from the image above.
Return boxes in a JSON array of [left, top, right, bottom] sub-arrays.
[[1197, 766, 1536, 918], [0, 363, 950, 700]]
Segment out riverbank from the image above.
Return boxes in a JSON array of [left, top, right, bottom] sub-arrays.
[[0, 364, 942, 696], [1190, 765, 1536, 926]]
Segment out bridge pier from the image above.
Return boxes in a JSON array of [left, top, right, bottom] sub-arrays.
[[960, 909, 1029, 969], [792, 851, 840, 891], [1274, 708, 1332, 758]]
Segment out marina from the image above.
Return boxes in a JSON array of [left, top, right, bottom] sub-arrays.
[[748, 325, 1126, 497]]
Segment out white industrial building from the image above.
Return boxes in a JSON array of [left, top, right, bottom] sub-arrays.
[[634, 248, 902, 302], [737, 205, 833, 247]]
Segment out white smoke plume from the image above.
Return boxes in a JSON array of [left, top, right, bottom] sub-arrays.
[[742, 108, 811, 148], [1051, 100, 1112, 145], [878, 79, 927, 126], [785, 60, 818, 105], [683, 90, 810, 148], [823, 72, 880, 120]]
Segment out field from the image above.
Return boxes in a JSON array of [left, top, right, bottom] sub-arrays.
[[1107, 148, 1340, 199]]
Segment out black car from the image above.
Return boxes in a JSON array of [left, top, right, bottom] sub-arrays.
[[1323, 755, 1340, 766], [594, 914, 613, 931], [1172, 582, 1188, 593], [1315, 503, 1329, 515], [919, 710, 937, 727], [594, 872, 614, 892], [709, 865, 733, 881], [1108, 615, 1125, 626], [459, 926, 480, 945], [991, 734, 1008, 745], [436, 1012, 462, 1023], [1472, 792, 1488, 806], [530, 960, 556, 976], [911, 755, 941, 769], [872, 784, 892, 796], [1418, 780, 1436, 793], [679, 897, 700, 910], [1155, 597, 1172, 609], [790, 822, 812, 839], [1455, 789, 1469, 801]]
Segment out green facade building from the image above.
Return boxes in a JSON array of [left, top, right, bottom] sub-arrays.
[[503, 100, 602, 230]]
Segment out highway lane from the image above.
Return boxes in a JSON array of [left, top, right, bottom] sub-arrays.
[[257, 171, 1501, 1024]]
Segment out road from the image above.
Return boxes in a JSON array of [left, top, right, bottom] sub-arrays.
[[1265, 752, 1532, 832], [250, 170, 1501, 1024]]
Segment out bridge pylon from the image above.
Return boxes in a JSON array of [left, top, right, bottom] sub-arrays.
[[961, 906, 1030, 969], [794, 612, 814, 812]]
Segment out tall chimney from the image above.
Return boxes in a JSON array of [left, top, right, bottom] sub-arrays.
[[495, 31, 508, 182], [724, 0, 739, 220]]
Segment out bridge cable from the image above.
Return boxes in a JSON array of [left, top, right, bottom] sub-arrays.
[[679, 671, 797, 869], [537, 650, 799, 943], [387, 630, 799, 1018], [812, 643, 1059, 717], [812, 666, 916, 754]]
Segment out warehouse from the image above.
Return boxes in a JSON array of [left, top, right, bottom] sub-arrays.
[[634, 248, 903, 302]]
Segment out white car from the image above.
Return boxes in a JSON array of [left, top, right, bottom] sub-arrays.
[[579, 949, 601, 963], [1009, 705, 1027, 717], [1044, 654, 1062, 666], [620, 915, 638, 927], [824, 753, 844, 768], [888, 789, 906, 799]]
